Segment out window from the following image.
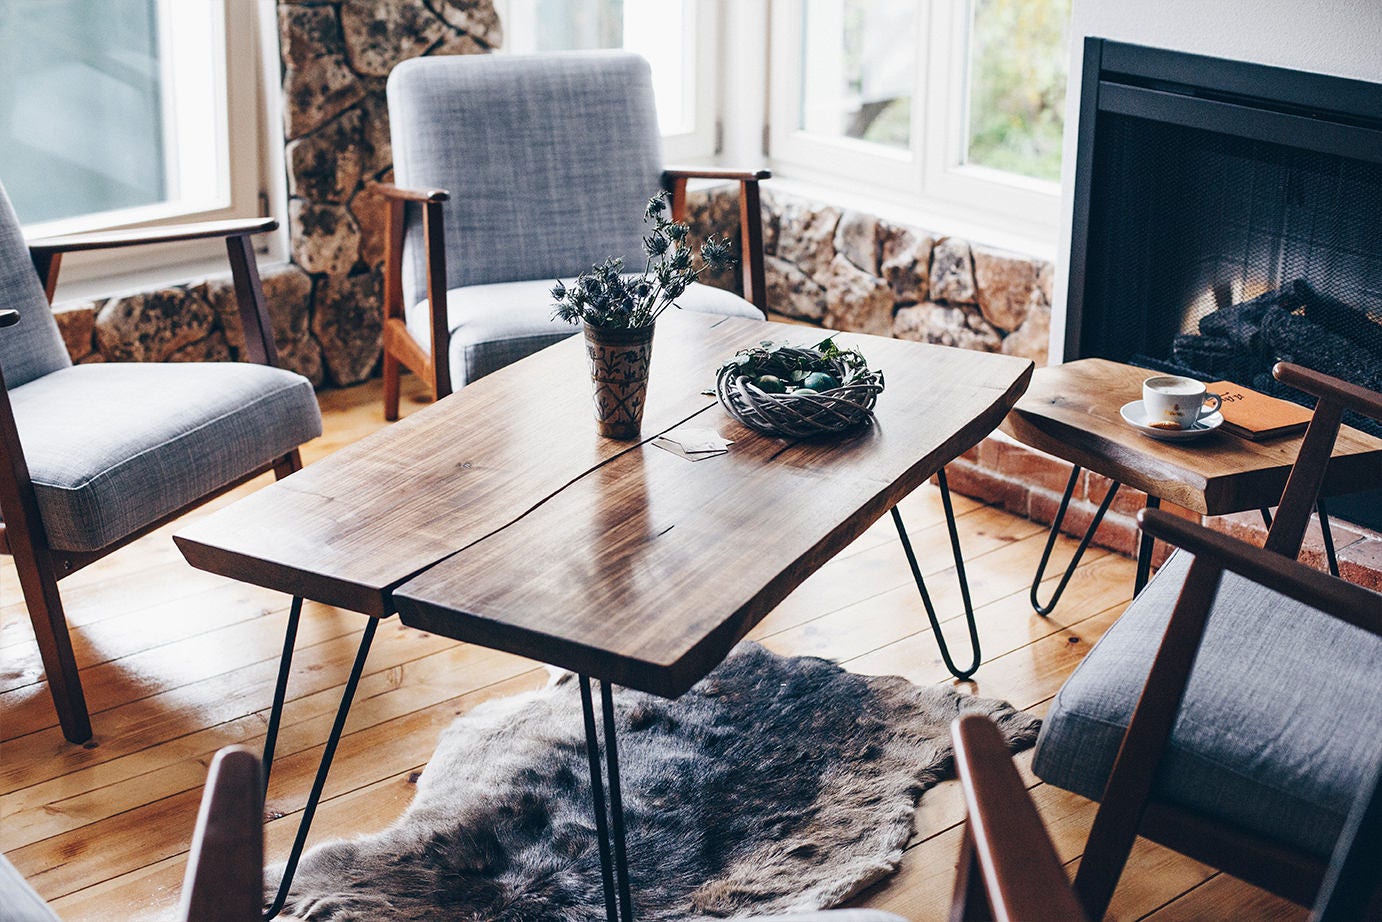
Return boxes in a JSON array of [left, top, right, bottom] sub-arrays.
[[796, 0, 916, 150], [495, 0, 718, 161], [0, 0, 265, 283], [770, 0, 1070, 242], [963, 0, 1069, 182]]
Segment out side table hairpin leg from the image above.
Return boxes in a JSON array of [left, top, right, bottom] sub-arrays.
[[892, 467, 981, 680], [1262, 501, 1340, 577], [1133, 496, 1162, 593], [1030, 467, 1121, 616], [1316, 498, 1340, 577]]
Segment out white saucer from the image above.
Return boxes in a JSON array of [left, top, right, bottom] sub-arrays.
[[1119, 400, 1223, 441]]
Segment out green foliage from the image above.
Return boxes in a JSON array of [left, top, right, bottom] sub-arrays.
[[551, 193, 736, 330], [965, 0, 1070, 182]]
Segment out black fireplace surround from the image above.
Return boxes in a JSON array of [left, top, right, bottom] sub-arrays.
[[1066, 39, 1382, 527]]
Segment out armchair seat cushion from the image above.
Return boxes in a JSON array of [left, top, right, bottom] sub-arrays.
[[406, 277, 764, 389], [1032, 550, 1382, 860], [7, 362, 322, 552]]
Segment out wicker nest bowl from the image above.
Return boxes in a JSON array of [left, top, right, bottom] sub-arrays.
[[716, 347, 885, 438]]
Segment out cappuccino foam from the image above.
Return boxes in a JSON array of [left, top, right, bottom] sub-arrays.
[[1146, 376, 1202, 395]]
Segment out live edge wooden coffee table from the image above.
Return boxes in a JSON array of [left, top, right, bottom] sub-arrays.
[[1001, 357, 1382, 614], [173, 311, 1032, 921]]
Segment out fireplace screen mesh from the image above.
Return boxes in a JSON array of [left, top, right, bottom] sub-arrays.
[[1082, 111, 1382, 431]]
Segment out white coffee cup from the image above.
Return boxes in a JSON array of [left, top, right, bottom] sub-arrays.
[[1142, 376, 1221, 430]]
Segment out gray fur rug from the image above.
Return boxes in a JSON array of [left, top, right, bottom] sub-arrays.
[[276, 642, 1039, 920]]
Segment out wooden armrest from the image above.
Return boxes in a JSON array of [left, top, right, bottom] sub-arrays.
[[662, 166, 772, 183], [370, 182, 450, 203], [177, 746, 263, 922], [952, 714, 1088, 922], [661, 167, 770, 313], [1137, 508, 1382, 635], [0, 310, 17, 329], [28, 218, 277, 255], [1274, 362, 1382, 423]]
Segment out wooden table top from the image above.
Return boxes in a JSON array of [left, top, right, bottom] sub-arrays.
[[1000, 358, 1382, 515], [176, 311, 1033, 696]]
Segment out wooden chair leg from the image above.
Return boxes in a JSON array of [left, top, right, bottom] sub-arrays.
[[383, 349, 401, 422], [14, 549, 91, 743], [273, 449, 304, 480]]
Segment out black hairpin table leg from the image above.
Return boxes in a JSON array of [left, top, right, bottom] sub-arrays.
[[580, 675, 633, 922], [892, 467, 981, 680], [1029, 466, 1120, 616], [1133, 495, 1161, 594], [261, 596, 304, 796], [1259, 502, 1338, 576], [1316, 498, 1340, 577], [263, 616, 378, 920]]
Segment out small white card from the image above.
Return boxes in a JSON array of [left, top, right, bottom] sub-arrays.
[[652, 428, 734, 462], [664, 427, 734, 454]]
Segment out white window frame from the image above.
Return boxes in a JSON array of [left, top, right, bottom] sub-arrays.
[[31, 0, 280, 301], [767, 0, 1061, 251], [492, 0, 721, 164]]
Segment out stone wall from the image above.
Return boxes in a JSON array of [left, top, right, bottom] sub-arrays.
[[688, 186, 1053, 366], [52, 0, 500, 386]]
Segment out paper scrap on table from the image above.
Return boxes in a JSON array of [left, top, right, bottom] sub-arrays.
[[664, 428, 734, 453], [652, 428, 734, 462]]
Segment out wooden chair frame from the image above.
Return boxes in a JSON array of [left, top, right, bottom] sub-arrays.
[[951, 713, 1090, 922], [372, 167, 771, 421], [0, 220, 303, 744], [950, 709, 1382, 922], [177, 746, 265, 922], [1063, 363, 1382, 918]]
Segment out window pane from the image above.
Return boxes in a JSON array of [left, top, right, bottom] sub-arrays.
[[964, 0, 1070, 182], [798, 0, 914, 149], [505, 0, 694, 135], [0, 0, 167, 224]]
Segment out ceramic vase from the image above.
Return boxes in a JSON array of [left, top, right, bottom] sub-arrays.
[[583, 322, 656, 439]]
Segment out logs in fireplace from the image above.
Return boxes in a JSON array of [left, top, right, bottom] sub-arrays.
[[1144, 280, 1382, 438]]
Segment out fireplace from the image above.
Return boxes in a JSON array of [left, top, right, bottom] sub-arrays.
[[1065, 39, 1382, 527]]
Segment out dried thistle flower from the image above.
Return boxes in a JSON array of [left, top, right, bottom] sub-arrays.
[[552, 192, 739, 330]]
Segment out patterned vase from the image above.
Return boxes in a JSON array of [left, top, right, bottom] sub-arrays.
[[584, 322, 656, 440]]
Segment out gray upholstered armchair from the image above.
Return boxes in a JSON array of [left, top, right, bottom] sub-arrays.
[[0, 181, 322, 743], [374, 50, 769, 419]]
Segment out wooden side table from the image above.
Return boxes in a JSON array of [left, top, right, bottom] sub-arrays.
[[999, 358, 1382, 613]]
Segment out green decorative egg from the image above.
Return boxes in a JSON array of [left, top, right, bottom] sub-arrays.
[[802, 372, 839, 391]]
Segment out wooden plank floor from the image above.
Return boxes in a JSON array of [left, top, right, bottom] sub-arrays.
[[1, 376, 1305, 921]]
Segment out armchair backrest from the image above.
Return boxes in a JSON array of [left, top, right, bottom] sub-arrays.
[[0, 181, 71, 388], [386, 51, 664, 309]]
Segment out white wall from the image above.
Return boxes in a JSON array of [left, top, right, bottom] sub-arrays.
[[1049, 0, 1382, 361]]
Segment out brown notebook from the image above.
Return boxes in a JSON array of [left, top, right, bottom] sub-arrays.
[[1207, 381, 1313, 440]]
